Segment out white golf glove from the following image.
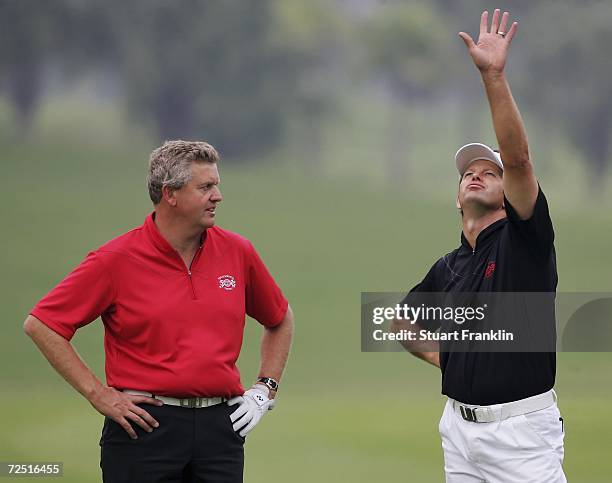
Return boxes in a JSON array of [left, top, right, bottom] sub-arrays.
[[228, 385, 275, 437]]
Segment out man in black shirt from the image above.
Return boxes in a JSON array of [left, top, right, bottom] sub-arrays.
[[393, 10, 565, 482]]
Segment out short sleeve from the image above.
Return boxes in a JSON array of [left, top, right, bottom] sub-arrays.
[[504, 185, 555, 258], [244, 242, 288, 328], [399, 261, 441, 332], [400, 259, 439, 300], [30, 251, 115, 340]]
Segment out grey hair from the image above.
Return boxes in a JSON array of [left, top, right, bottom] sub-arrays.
[[147, 140, 219, 204]]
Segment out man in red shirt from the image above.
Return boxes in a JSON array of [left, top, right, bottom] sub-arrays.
[[24, 140, 294, 483]]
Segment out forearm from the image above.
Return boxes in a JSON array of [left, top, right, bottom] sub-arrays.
[[23, 316, 104, 401], [481, 71, 530, 166], [411, 350, 440, 368], [390, 319, 440, 367], [390, 319, 440, 368], [257, 306, 294, 387]]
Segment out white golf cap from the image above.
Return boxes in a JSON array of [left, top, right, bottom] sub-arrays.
[[455, 142, 503, 175]]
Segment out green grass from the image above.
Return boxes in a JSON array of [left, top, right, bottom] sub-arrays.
[[1, 99, 612, 481]]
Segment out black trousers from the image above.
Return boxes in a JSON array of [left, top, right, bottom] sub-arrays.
[[100, 402, 244, 483]]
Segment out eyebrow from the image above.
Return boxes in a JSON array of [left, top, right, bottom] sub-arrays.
[[464, 168, 498, 176], [197, 179, 220, 186]]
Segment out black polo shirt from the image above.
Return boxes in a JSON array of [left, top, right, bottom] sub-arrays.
[[404, 186, 557, 405]]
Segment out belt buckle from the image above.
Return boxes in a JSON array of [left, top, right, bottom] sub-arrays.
[[180, 397, 202, 408], [459, 405, 478, 422]]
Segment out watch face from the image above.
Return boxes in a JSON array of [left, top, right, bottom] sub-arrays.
[[259, 377, 278, 390]]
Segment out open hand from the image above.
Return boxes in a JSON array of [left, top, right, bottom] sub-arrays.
[[89, 386, 163, 439], [459, 9, 518, 74]]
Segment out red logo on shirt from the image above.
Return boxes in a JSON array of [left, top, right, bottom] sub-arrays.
[[484, 261, 496, 279], [218, 275, 236, 291]]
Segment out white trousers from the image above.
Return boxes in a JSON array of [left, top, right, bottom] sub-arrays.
[[439, 396, 566, 482]]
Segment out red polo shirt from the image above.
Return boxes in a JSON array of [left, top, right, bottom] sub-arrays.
[[30, 214, 288, 398]]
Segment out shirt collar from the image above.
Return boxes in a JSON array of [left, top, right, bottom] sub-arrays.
[[144, 212, 207, 256], [460, 217, 507, 251], [144, 212, 176, 255]]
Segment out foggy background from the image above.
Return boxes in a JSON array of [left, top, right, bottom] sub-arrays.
[[2, 1, 611, 481]]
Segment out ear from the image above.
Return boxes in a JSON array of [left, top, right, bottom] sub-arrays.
[[161, 185, 178, 207], [455, 193, 461, 210]]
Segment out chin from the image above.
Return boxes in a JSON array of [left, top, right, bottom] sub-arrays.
[[464, 192, 493, 203], [462, 198, 499, 212], [193, 215, 214, 230]]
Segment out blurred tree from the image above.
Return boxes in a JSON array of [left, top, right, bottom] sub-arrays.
[[431, 0, 532, 20], [0, 0, 72, 137], [360, 2, 455, 186], [107, 0, 319, 158], [522, 1, 612, 190], [0, 0, 346, 160], [272, 0, 350, 169]]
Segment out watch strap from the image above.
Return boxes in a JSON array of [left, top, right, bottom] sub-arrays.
[[257, 376, 279, 392]]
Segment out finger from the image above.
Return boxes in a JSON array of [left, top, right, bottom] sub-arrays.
[[239, 418, 259, 437], [125, 411, 154, 433], [229, 404, 249, 423], [129, 395, 164, 407], [131, 406, 160, 429], [490, 8, 501, 33], [227, 396, 244, 407], [479, 10, 488, 37], [117, 417, 138, 440], [458, 32, 475, 50], [505, 22, 518, 44], [498, 11, 509, 36], [232, 412, 252, 432]]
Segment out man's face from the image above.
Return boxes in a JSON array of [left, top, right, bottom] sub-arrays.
[[173, 162, 222, 230], [457, 159, 504, 214]]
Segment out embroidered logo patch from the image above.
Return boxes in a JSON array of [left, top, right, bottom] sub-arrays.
[[484, 261, 496, 279], [218, 274, 236, 291]]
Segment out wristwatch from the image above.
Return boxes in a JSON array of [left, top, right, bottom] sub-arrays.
[[257, 376, 279, 392]]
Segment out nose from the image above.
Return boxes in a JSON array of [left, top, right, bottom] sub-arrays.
[[211, 186, 223, 202], [467, 172, 483, 184]]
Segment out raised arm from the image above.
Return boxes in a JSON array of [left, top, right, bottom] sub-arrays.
[[459, 9, 539, 220]]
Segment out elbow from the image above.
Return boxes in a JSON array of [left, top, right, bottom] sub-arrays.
[[501, 149, 531, 171], [506, 157, 531, 171], [389, 318, 404, 334]]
